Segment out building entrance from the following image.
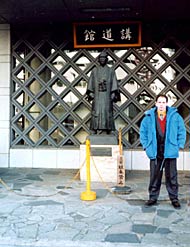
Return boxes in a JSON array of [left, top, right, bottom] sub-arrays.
[[11, 26, 190, 149]]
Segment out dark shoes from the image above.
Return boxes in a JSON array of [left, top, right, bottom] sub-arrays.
[[145, 199, 157, 207], [145, 198, 181, 209], [171, 199, 181, 209]]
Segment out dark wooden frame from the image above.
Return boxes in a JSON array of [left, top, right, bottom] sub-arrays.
[[73, 21, 142, 48]]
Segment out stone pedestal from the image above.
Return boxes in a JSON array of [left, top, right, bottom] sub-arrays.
[[80, 135, 119, 183]]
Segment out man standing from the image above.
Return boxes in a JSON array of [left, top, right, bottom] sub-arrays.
[[140, 94, 186, 209], [86, 51, 120, 134]]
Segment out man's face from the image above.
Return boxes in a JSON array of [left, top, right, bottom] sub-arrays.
[[155, 96, 168, 112], [99, 56, 107, 66]]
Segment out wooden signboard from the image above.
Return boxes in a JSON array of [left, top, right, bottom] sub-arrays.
[[73, 21, 141, 48], [117, 128, 125, 187]]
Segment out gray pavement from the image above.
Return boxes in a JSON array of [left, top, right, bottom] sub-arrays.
[[0, 168, 190, 247]]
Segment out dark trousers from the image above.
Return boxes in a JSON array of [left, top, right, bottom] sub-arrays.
[[149, 158, 178, 201]]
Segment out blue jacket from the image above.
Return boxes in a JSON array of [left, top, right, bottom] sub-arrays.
[[140, 106, 186, 159]]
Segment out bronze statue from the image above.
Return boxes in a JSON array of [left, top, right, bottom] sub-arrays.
[[86, 51, 120, 134]]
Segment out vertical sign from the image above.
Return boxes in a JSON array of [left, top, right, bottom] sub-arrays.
[[117, 128, 125, 187], [117, 155, 125, 187]]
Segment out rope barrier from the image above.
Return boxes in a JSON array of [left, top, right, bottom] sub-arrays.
[[0, 154, 189, 203], [0, 178, 59, 197], [91, 155, 190, 203], [0, 158, 86, 198]]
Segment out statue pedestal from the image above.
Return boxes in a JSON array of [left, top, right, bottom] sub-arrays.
[[80, 135, 119, 183]]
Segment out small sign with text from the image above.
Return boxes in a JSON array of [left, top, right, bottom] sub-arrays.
[[73, 21, 141, 48]]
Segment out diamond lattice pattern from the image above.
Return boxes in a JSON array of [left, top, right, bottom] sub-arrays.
[[11, 35, 190, 148]]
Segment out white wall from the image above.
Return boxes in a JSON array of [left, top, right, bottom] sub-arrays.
[[9, 149, 80, 169], [0, 24, 10, 167], [9, 148, 189, 171]]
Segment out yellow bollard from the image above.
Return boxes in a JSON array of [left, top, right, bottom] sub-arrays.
[[80, 139, 96, 201]]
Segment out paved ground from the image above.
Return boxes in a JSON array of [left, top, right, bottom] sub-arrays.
[[0, 167, 190, 247]]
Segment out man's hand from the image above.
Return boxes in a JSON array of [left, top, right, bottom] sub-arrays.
[[88, 92, 94, 101], [111, 92, 115, 101]]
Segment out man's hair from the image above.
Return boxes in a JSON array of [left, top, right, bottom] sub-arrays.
[[156, 94, 168, 102], [99, 51, 108, 57]]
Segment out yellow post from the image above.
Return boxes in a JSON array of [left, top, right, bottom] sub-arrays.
[[80, 139, 96, 201]]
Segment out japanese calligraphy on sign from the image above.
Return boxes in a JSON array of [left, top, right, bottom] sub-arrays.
[[117, 155, 125, 187], [73, 21, 141, 48]]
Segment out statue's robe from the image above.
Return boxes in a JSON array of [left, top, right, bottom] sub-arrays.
[[86, 64, 120, 131]]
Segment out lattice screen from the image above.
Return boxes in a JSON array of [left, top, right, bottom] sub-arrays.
[[11, 31, 190, 148]]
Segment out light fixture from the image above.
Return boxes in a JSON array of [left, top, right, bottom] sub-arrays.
[[81, 7, 131, 13]]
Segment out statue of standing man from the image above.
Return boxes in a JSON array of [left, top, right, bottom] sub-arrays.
[[86, 51, 120, 135]]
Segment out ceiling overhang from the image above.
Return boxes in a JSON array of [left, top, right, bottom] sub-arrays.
[[0, 0, 189, 26]]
